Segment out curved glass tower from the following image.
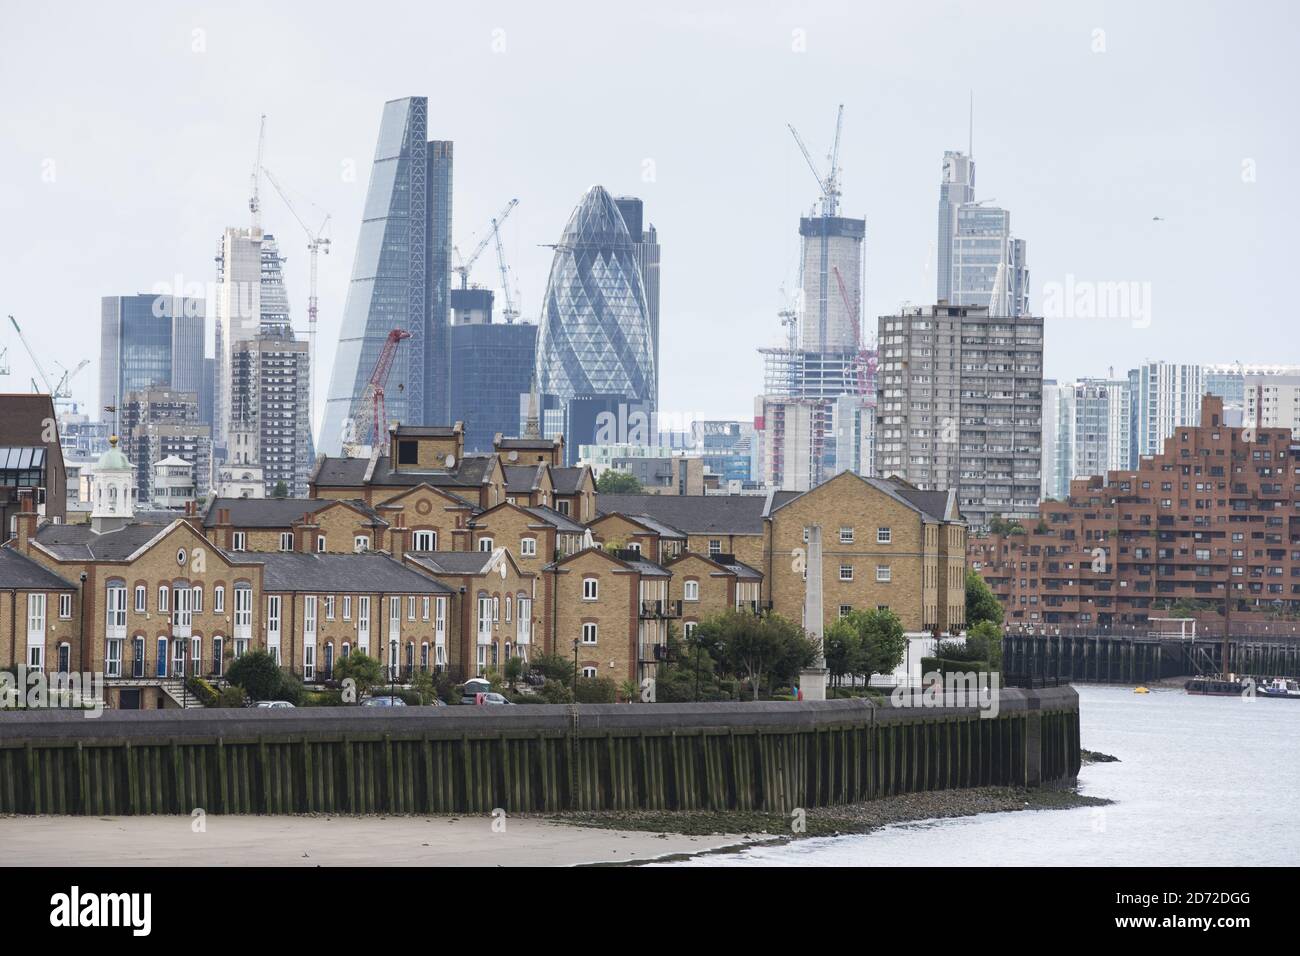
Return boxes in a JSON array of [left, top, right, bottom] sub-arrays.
[[536, 186, 655, 410]]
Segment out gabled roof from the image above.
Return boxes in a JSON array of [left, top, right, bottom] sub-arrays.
[[549, 466, 589, 495], [545, 545, 670, 577], [769, 472, 961, 524], [504, 464, 546, 494], [312, 453, 497, 490], [0, 547, 77, 590], [257, 552, 454, 593], [32, 521, 180, 561], [524, 504, 587, 534], [714, 555, 763, 581], [596, 493, 770, 535], [404, 548, 528, 579], [202, 496, 386, 529]]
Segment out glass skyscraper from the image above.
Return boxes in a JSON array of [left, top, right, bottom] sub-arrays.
[[936, 150, 1029, 315], [320, 96, 453, 455], [99, 294, 204, 424], [536, 185, 655, 415], [448, 316, 537, 453]]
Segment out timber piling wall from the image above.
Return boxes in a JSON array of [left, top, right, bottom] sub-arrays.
[[0, 688, 1079, 815]]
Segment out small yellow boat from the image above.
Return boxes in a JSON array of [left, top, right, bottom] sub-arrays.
[[1134, 686, 1150, 694]]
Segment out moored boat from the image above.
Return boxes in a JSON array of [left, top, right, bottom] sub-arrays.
[[1184, 678, 1246, 697]]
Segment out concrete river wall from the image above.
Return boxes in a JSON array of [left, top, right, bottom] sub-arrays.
[[0, 688, 1079, 816]]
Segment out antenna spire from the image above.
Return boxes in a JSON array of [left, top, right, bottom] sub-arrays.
[[968, 91, 974, 158]]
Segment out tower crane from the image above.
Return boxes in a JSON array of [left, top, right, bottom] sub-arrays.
[[452, 198, 519, 291], [8, 316, 88, 413], [491, 213, 519, 323], [0, 343, 10, 376], [249, 114, 266, 231], [832, 266, 875, 401], [788, 104, 844, 217], [342, 328, 411, 458], [261, 164, 331, 423]]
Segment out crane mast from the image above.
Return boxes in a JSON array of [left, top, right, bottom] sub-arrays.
[[343, 328, 411, 457], [453, 198, 518, 291]]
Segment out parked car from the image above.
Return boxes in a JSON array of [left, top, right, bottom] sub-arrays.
[[479, 692, 514, 706], [361, 696, 407, 707], [254, 700, 295, 709]]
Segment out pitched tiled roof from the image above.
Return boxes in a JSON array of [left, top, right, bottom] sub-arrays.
[[312, 454, 496, 491], [32, 521, 175, 561], [0, 547, 77, 590], [202, 497, 386, 528], [256, 552, 454, 593], [596, 494, 770, 535], [525, 504, 587, 534], [549, 467, 587, 494], [404, 551, 497, 576], [504, 464, 544, 494], [497, 437, 559, 450]]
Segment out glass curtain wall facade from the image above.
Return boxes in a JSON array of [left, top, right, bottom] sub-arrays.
[[321, 97, 452, 455], [448, 321, 537, 453], [537, 185, 655, 417], [99, 294, 204, 424]]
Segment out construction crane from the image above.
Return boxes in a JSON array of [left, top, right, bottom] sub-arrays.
[[788, 104, 844, 217], [832, 265, 874, 399], [342, 329, 411, 458], [249, 114, 266, 230], [453, 198, 519, 290], [261, 164, 331, 422], [8, 316, 88, 413], [0, 343, 9, 376], [491, 213, 519, 323]]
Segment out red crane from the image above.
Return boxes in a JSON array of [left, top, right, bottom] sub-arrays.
[[343, 328, 411, 456], [831, 265, 875, 400]]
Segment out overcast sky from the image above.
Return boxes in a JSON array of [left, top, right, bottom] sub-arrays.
[[2, 0, 1296, 432]]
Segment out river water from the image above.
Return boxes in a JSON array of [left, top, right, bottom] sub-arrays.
[[666, 685, 1300, 866]]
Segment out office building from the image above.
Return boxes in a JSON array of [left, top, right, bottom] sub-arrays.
[[99, 294, 204, 424], [1041, 377, 1131, 499], [321, 97, 453, 454], [614, 196, 661, 409], [447, 295, 538, 453], [120, 388, 212, 501], [536, 185, 656, 427], [1128, 362, 1206, 461]]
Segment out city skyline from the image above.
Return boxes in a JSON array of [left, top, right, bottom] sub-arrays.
[[2, 2, 1296, 431]]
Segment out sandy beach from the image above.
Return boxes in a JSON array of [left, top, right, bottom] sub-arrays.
[[0, 814, 774, 867]]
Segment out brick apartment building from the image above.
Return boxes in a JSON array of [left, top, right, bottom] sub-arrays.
[[969, 395, 1299, 628]]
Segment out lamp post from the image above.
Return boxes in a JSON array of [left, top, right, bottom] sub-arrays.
[[572, 637, 579, 698]]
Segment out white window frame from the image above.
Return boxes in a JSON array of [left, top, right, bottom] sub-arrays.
[[133, 585, 146, 613], [840, 564, 854, 581], [582, 577, 599, 601], [280, 531, 294, 552], [58, 592, 72, 619], [214, 585, 225, 613], [266, 595, 282, 658], [232, 532, 246, 552], [412, 530, 436, 551], [354, 535, 370, 553], [877, 527, 892, 544], [192, 585, 203, 613], [26, 593, 46, 661], [520, 537, 537, 557], [839, 527, 855, 544], [478, 537, 494, 552], [684, 580, 699, 602], [325, 595, 335, 620], [356, 595, 370, 652], [158, 585, 169, 613], [876, 565, 892, 583], [581, 622, 598, 645]]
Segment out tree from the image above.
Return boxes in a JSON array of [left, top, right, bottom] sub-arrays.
[[596, 470, 642, 494], [697, 609, 816, 700], [836, 608, 907, 684], [965, 620, 1004, 669], [225, 649, 283, 702], [823, 616, 864, 688], [965, 569, 1004, 628], [333, 652, 384, 701], [618, 678, 639, 703], [502, 655, 524, 692], [271, 480, 289, 498]]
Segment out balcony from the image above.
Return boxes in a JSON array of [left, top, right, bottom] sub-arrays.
[[639, 599, 682, 619]]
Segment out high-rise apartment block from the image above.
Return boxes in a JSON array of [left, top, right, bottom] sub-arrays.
[[230, 332, 312, 496], [1041, 377, 1131, 499], [120, 388, 212, 501], [876, 303, 1043, 528], [1128, 361, 1206, 461]]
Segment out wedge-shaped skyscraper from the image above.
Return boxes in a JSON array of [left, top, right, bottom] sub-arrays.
[[537, 186, 655, 414], [321, 96, 453, 454]]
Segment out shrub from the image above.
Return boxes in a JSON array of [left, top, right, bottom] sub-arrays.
[[301, 689, 343, 707], [536, 679, 573, 703], [218, 685, 247, 708], [225, 650, 283, 701], [574, 675, 617, 703], [186, 676, 220, 707]]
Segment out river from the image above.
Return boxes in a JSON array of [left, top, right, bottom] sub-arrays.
[[664, 684, 1300, 866]]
